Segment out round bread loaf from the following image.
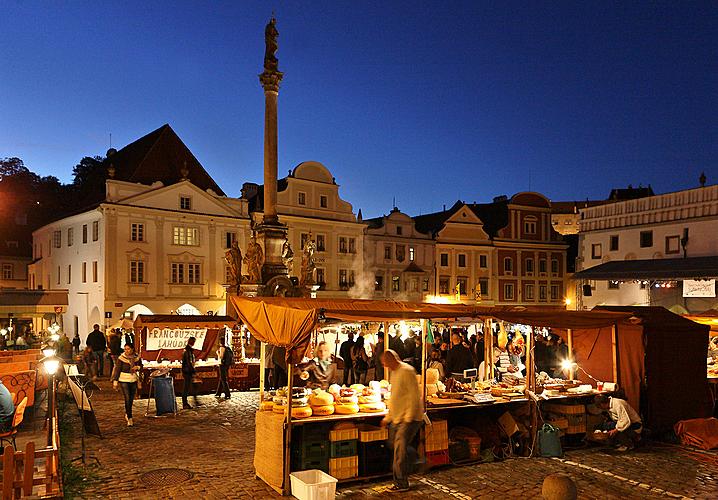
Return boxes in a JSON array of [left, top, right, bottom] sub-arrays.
[[310, 405, 335, 416], [291, 406, 313, 419], [334, 403, 360, 415], [359, 401, 387, 413]]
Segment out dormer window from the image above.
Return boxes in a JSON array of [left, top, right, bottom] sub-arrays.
[[523, 216, 537, 235], [180, 196, 192, 210], [396, 226, 403, 235]]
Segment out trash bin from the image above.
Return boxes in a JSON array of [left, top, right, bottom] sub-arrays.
[[152, 375, 177, 416]]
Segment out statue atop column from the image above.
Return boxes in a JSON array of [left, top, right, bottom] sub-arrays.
[[264, 17, 279, 72], [282, 237, 294, 274], [224, 240, 242, 293], [300, 233, 317, 288], [244, 232, 264, 284]]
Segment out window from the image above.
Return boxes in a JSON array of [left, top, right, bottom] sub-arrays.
[[551, 259, 559, 275], [301, 233, 310, 249], [392, 276, 400, 292], [440, 253, 449, 267], [92, 261, 98, 282], [666, 235, 680, 255], [479, 279, 488, 296], [640, 231, 653, 248], [458, 254, 466, 268], [2, 264, 13, 280], [409, 247, 415, 262], [82, 262, 87, 283], [298, 192, 306, 206], [504, 283, 514, 300], [348, 270, 355, 287], [132, 223, 145, 242], [171, 263, 184, 284], [457, 277, 468, 295], [396, 245, 405, 262], [57, 266, 60, 285], [53, 231, 61, 248], [339, 237, 347, 253], [523, 218, 537, 235], [396, 226, 403, 236], [409, 278, 418, 292], [539, 259, 547, 274], [592, 243, 602, 259], [375, 275, 384, 291], [504, 257, 513, 273], [82, 224, 88, 244], [187, 263, 201, 284], [610, 235, 619, 252], [525, 284, 535, 300], [339, 269, 348, 288], [130, 261, 145, 283], [439, 277, 450, 294], [348, 238, 356, 254], [384, 245, 391, 260], [316, 268, 325, 287], [539, 285, 547, 301], [67, 264, 72, 284], [550, 285, 559, 300], [608, 280, 620, 290], [173, 226, 199, 246], [320, 195, 328, 208], [525, 258, 534, 274], [316, 234, 326, 252], [479, 255, 487, 268], [67, 227, 74, 246], [92, 221, 99, 241], [180, 196, 192, 210], [422, 278, 429, 291], [224, 231, 236, 249]]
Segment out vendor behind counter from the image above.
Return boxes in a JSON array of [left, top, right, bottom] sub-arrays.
[[297, 341, 337, 390]]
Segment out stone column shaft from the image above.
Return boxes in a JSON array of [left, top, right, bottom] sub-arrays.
[[263, 89, 279, 223]]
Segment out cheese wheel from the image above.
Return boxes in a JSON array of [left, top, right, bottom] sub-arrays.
[[359, 401, 387, 413], [260, 401, 275, 411], [308, 391, 334, 406], [273, 403, 286, 414], [350, 384, 365, 392], [310, 405, 335, 416], [334, 403, 360, 415], [358, 394, 381, 405], [291, 406, 313, 419], [337, 395, 359, 404]]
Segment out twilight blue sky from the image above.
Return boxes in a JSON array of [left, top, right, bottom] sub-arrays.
[[2, 1, 716, 218]]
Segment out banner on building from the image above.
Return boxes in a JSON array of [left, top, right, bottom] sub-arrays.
[[683, 279, 716, 298], [145, 327, 207, 350]]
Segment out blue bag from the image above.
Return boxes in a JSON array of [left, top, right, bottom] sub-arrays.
[[538, 423, 563, 457]]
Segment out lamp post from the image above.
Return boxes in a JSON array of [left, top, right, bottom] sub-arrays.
[[41, 352, 60, 446]]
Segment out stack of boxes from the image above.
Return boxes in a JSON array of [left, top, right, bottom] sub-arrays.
[[543, 403, 586, 435], [329, 424, 359, 480], [358, 424, 391, 476], [291, 425, 330, 472], [422, 419, 449, 467]]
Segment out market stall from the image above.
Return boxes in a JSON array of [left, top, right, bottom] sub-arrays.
[[133, 315, 260, 397]]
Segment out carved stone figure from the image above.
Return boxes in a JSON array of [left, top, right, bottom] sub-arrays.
[[224, 240, 242, 292], [300, 233, 317, 287], [281, 238, 294, 274], [264, 17, 279, 72], [243, 233, 264, 284]]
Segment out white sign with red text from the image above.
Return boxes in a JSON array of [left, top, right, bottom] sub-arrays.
[[146, 328, 207, 350]]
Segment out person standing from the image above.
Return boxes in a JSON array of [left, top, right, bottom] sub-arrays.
[[214, 337, 233, 400], [111, 343, 142, 426], [181, 337, 199, 409], [351, 336, 370, 385], [71, 333, 81, 357], [86, 324, 107, 377], [373, 335, 386, 381], [108, 329, 122, 376], [445, 332, 473, 377], [381, 349, 423, 492], [339, 332, 355, 386]]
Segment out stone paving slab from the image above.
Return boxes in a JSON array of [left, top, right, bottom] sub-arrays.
[[62, 382, 718, 499]]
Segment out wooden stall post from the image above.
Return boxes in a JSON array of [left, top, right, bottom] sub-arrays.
[[526, 326, 535, 392], [259, 341, 266, 398], [283, 349, 293, 496], [421, 319, 427, 412], [611, 323, 619, 384], [383, 321, 389, 351], [567, 328, 575, 380]]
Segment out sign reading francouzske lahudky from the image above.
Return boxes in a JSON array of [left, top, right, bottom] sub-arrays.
[[146, 328, 207, 350]]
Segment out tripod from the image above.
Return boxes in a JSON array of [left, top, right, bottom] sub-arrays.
[[69, 375, 101, 466]]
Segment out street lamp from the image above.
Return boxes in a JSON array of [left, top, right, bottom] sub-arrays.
[[41, 354, 61, 446]]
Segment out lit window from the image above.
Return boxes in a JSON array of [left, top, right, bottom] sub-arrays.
[[180, 196, 192, 210], [173, 226, 199, 246], [131, 223, 145, 242], [392, 276, 400, 292], [187, 263, 201, 284], [409, 247, 415, 261], [171, 263, 184, 284]]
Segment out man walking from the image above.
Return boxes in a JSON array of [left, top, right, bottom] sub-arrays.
[[215, 337, 233, 400], [381, 349, 423, 492], [86, 324, 107, 377], [181, 337, 200, 409]]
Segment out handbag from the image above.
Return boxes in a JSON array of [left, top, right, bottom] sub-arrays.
[[538, 423, 563, 457]]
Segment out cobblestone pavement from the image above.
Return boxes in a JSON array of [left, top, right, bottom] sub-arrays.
[[64, 383, 718, 499]]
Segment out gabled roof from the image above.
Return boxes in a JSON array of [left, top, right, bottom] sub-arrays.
[[403, 262, 425, 273], [105, 124, 225, 196], [412, 199, 509, 239]]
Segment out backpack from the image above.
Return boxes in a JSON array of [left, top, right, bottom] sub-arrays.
[[222, 346, 234, 367]]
